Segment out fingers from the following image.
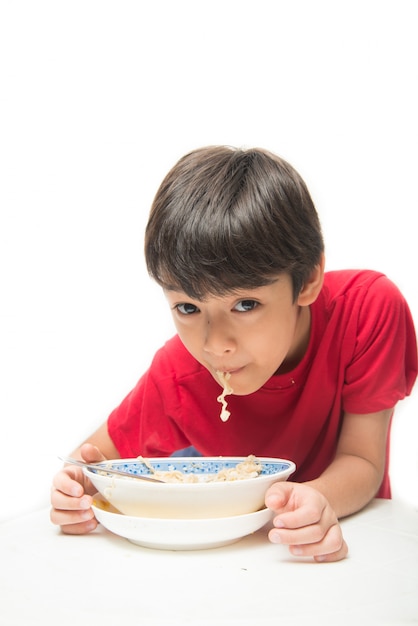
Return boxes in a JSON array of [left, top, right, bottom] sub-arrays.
[[266, 481, 348, 562], [50, 509, 98, 535], [50, 493, 98, 535], [313, 538, 349, 563], [52, 466, 84, 497], [268, 518, 347, 562], [50, 445, 109, 535], [50, 466, 97, 535], [51, 483, 92, 512], [269, 505, 334, 545], [50, 502, 98, 534]]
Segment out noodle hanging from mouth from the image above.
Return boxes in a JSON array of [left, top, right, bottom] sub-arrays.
[[216, 371, 233, 422]]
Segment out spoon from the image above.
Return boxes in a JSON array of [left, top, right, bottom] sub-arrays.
[[59, 456, 164, 483]]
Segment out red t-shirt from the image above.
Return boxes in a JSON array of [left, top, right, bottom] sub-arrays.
[[108, 270, 417, 498]]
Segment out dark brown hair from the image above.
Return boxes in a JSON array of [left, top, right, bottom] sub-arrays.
[[145, 146, 324, 301]]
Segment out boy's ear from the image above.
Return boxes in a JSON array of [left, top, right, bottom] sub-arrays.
[[297, 254, 325, 306]]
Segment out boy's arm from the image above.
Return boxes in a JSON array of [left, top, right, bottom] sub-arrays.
[[307, 408, 393, 517], [265, 408, 393, 562], [69, 421, 121, 461]]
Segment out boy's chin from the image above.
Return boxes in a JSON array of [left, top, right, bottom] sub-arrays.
[[220, 376, 269, 397]]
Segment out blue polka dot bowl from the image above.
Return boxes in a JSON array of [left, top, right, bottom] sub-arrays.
[[84, 456, 296, 519]]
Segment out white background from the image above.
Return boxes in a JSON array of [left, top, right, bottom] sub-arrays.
[[1, 0, 417, 521]]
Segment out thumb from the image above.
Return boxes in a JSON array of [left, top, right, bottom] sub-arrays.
[[80, 443, 107, 464], [265, 481, 294, 511]]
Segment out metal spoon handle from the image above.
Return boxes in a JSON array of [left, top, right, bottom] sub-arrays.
[[59, 456, 163, 483]]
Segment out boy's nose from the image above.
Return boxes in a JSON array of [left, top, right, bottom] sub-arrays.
[[203, 318, 236, 356]]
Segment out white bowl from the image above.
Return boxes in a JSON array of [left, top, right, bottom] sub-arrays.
[[84, 456, 296, 519], [92, 494, 274, 550]]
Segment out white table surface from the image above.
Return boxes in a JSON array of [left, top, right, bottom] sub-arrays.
[[1, 498, 417, 626]]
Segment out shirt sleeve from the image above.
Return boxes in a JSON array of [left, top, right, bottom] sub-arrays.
[[107, 344, 192, 457], [342, 275, 417, 413], [107, 372, 151, 457]]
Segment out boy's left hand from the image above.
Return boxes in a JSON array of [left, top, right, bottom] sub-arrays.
[[265, 482, 348, 562]]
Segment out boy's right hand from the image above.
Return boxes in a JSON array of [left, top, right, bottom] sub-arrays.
[[50, 444, 106, 535]]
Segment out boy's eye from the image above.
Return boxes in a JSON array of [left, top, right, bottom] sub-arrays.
[[234, 299, 259, 312], [176, 303, 200, 315]]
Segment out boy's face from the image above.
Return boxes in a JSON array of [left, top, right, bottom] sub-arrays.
[[164, 274, 311, 395]]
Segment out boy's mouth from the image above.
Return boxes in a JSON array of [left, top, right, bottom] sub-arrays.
[[213, 366, 243, 376]]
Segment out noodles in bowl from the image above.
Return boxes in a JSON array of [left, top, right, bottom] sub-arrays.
[[136, 454, 262, 483], [84, 455, 296, 519]]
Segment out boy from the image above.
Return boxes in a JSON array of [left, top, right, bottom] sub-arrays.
[[51, 146, 417, 562]]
